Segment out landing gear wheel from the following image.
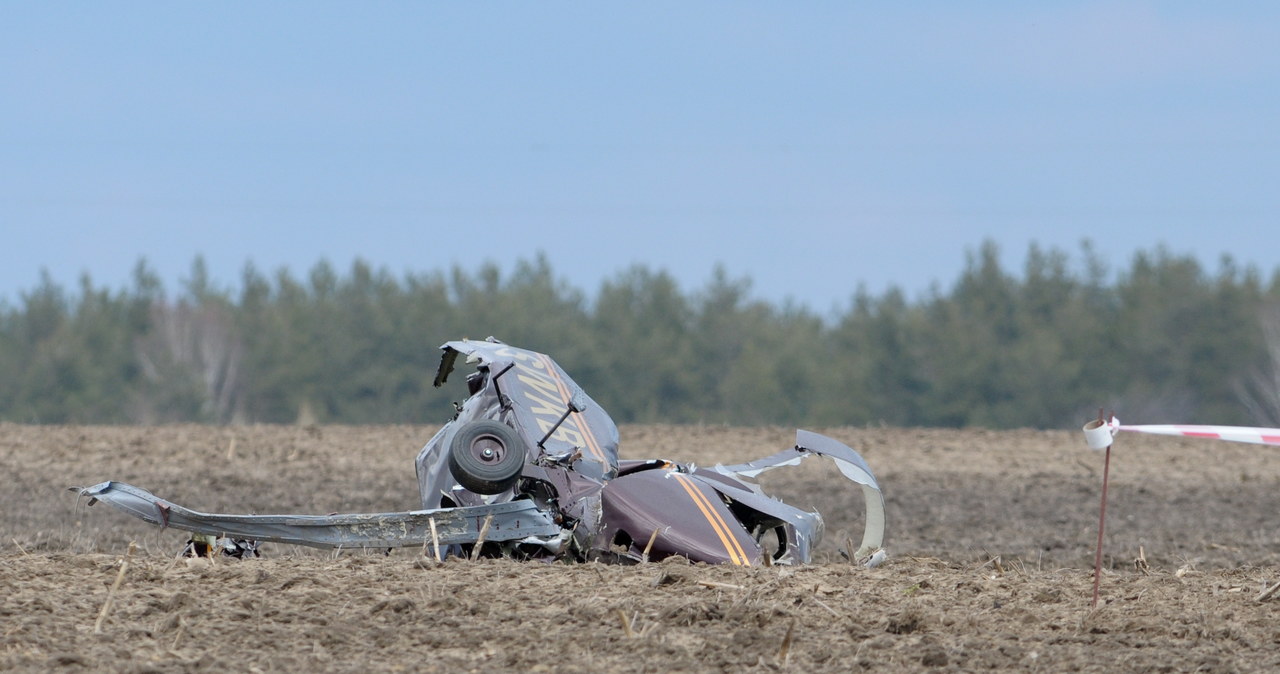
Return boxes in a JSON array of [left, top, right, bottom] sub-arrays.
[[447, 420, 525, 494]]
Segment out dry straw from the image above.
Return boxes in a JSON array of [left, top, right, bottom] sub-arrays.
[[94, 541, 136, 633], [641, 528, 660, 562], [616, 608, 635, 638], [470, 513, 494, 561], [428, 517, 442, 562], [777, 618, 796, 667]]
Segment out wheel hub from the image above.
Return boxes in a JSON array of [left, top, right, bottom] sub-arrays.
[[471, 435, 506, 464]]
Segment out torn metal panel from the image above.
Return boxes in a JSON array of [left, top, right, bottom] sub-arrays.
[[434, 339, 620, 477], [710, 430, 887, 561], [77, 481, 559, 549], [595, 465, 764, 566]]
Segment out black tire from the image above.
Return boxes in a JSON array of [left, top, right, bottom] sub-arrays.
[[447, 420, 526, 494]]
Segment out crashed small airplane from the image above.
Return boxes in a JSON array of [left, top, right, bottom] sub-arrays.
[[78, 338, 886, 566]]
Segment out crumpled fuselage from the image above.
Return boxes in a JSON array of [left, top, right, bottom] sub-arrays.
[[415, 338, 885, 566], [79, 338, 885, 566]]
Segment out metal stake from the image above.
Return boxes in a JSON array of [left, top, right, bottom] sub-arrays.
[[1092, 409, 1112, 608]]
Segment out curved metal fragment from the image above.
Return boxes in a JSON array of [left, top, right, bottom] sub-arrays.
[[711, 430, 886, 564]]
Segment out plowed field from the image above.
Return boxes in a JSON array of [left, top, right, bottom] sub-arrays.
[[5, 424, 1280, 672]]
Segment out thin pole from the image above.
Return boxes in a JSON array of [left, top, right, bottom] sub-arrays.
[[1092, 441, 1112, 608]]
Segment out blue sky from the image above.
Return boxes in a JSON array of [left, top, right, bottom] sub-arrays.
[[3, 3, 1278, 315]]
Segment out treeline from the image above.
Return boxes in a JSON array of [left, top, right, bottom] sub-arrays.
[[3, 241, 1280, 429]]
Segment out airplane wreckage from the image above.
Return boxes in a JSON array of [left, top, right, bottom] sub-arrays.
[[78, 338, 887, 566]]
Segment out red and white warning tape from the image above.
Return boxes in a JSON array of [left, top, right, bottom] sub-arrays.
[[1120, 424, 1280, 446], [1083, 416, 1280, 449]]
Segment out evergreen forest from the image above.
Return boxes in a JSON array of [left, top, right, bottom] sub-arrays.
[[4, 240, 1280, 430]]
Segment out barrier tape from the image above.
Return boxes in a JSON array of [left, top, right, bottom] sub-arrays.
[[1082, 416, 1280, 450], [1075, 414, 1280, 607]]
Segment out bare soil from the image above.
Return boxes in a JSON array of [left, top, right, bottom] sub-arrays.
[[4, 423, 1280, 672]]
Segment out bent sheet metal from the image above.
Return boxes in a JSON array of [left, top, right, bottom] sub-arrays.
[[77, 481, 560, 549], [79, 337, 886, 565]]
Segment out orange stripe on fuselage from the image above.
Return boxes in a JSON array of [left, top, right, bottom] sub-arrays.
[[535, 353, 606, 464], [671, 472, 750, 566]]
